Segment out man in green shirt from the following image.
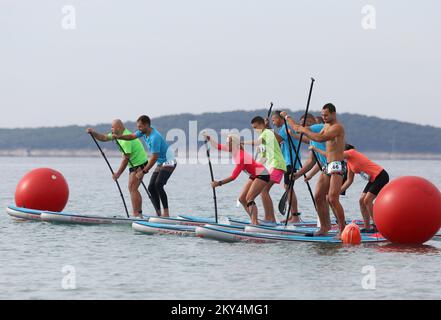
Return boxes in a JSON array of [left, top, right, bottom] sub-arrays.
[[243, 116, 287, 223], [87, 119, 148, 217]]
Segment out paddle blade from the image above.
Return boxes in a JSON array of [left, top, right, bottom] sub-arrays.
[[278, 191, 288, 216]]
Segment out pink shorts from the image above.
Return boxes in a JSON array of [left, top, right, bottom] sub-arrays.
[[269, 168, 285, 184]]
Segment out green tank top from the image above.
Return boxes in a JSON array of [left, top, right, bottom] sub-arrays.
[[259, 129, 287, 171], [107, 129, 148, 168]]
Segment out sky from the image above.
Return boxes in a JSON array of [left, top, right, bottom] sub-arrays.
[[1, 0, 440, 128]]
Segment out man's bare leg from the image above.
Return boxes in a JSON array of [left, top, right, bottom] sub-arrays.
[[328, 174, 346, 239], [129, 172, 143, 217], [314, 173, 332, 235]]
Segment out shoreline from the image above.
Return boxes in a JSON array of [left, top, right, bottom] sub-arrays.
[[1, 149, 441, 160]]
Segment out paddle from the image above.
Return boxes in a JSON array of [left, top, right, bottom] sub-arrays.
[[205, 139, 218, 224], [266, 102, 274, 128], [282, 78, 316, 226], [113, 139, 160, 216], [278, 118, 317, 216], [89, 133, 130, 218]]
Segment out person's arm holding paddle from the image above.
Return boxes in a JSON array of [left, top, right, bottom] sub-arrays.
[[113, 154, 130, 181], [304, 163, 322, 182], [288, 129, 311, 144], [135, 153, 158, 180], [291, 154, 317, 181], [87, 128, 129, 180], [112, 132, 138, 141], [279, 112, 310, 144], [111, 131, 147, 178], [309, 145, 326, 157], [296, 122, 343, 143], [212, 163, 243, 188], [202, 132, 229, 152], [87, 128, 111, 142], [241, 137, 263, 147], [340, 170, 354, 194]]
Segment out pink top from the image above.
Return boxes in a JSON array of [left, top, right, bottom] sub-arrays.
[[217, 143, 268, 180], [345, 149, 384, 182]]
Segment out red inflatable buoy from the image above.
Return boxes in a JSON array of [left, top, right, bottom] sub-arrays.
[[374, 176, 441, 244], [341, 222, 362, 245], [15, 168, 69, 212]]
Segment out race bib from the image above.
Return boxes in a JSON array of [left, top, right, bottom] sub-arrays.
[[162, 160, 177, 167], [326, 161, 343, 175], [360, 172, 371, 181]]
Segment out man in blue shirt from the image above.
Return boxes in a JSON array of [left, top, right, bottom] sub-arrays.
[[271, 111, 301, 223], [114, 115, 176, 217]]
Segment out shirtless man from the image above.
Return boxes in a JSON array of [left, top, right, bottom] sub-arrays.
[[286, 103, 347, 238]]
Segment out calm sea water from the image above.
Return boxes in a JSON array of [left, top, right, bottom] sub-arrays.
[[0, 157, 440, 300]]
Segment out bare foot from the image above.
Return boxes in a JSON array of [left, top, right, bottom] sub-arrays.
[[264, 214, 277, 224], [334, 232, 342, 240], [281, 216, 300, 224], [314, 228, 331, 237]]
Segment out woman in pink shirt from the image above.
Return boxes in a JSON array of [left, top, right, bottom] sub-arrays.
[[310, 144, 389, 232], [204, 133, 270, 225]]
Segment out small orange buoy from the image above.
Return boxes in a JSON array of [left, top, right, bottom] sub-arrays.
[[341, 222, 362, 245]]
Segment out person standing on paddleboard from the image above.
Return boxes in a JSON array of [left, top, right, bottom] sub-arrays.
[[114, 115, 176, 217], [204, 133, 270, 225], [87, 120, 148, 218], [243, 116, 287, 223], [290, 104, 347, 239], [280, 112, 330, 225], [310, 143, 390, 233], [270, 111, 301, 223]]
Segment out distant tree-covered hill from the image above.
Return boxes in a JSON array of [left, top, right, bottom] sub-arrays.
[[0, 110, 440, 154]]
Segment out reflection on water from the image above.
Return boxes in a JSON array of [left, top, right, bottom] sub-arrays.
[[376, 243, 441, 255]]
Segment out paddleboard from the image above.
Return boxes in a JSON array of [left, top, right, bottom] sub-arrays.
[[7, 205, 148, 225], [6, 205, 43, 221], [132, 221, 197, 236], [196, 225, 387, 244], [148, 216, 212, 226], [41, 211, 148, 225], [228, 217, 367, 228], [244, 224, 337, 236]]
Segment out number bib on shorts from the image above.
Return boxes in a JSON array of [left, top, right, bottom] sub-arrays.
[[325, 161, 346, 176], [162, 160, 177, 167], [360, 171, 371, 181]]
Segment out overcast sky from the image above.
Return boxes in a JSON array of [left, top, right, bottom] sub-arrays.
[[1, 0, 440, 128]]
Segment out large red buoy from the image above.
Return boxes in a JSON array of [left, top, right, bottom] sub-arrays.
[[374, 176, 441, 244], [341, 222, 362, 245], [15, 168, 69, 212]]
